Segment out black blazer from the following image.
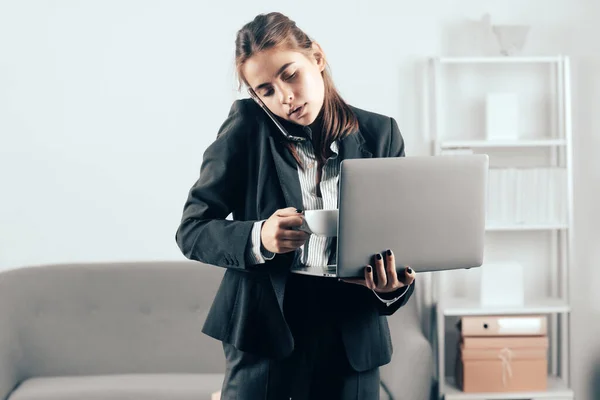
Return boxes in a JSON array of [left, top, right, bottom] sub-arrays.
[[175, 99, 415, 372]]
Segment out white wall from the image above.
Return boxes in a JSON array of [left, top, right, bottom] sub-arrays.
[[569, 1, 600, 398], [1, 0, 598, 398]]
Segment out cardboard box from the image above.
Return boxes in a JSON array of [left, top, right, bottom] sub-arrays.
[[461, 315, 547, 336], [462, 335, 548, 349], [456, 335, 548, 393]]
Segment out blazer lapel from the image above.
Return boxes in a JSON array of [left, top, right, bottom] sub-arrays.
[[339, 129, 372, 161], [268, 136, 304, 210], [267, 136, 302, 317]]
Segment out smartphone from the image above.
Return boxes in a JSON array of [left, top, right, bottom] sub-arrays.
[[247, 88, 302, 141]]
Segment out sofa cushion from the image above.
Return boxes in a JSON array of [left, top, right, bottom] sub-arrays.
[[5, 262, 227, 376], [7, 373, 225, 400]]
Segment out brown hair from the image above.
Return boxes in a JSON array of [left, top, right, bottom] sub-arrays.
[[234, 12, 359, 168]]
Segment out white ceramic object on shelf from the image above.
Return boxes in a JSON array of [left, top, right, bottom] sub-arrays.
[[480, 261, 525, 307], [486, 92, 519, 140], [492, 24, 531, 56]]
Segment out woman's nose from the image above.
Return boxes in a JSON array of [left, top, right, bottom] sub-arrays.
[[280, 88, 294, 104]]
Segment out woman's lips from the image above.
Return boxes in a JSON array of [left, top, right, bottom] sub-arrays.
[[290, 103, 306, 118]]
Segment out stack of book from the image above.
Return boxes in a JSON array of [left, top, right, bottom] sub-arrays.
[[455, 314, 549, 392], [487, 167, 567, 225]]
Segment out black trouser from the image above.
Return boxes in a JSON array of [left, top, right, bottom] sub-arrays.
[[220, 274, 380, 400]]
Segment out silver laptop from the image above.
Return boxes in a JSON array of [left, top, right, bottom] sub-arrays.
[[293, 154, 489, 278]]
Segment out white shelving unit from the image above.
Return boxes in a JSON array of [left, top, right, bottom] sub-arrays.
[[427, 56, 574, 400]]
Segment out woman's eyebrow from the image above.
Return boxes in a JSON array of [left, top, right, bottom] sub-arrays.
[[254, 62, 295, 91]]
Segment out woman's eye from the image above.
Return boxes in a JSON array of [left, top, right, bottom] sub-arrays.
[[284, 71, 297, 81], [263, 88, 274, 97]]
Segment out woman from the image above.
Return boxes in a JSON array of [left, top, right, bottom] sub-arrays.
[[176, 11, 416, 399]]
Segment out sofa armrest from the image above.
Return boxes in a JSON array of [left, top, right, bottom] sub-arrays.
[[380, 297, 434, 400], [0, 273, 19, 400]]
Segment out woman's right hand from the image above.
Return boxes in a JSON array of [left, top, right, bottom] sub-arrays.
[[261, 207, 310, 254]]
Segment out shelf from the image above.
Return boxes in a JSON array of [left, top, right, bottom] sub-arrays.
[[437, 56, 562, 64], [439, 297, 570, 316], [439, 139, 566, 149], [486, 224, 568, 232], [430, 56, 573, 400], [444, 376, 573, 399]]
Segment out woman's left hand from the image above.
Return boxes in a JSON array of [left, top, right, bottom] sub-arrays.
[[341, 249, 415, 294]]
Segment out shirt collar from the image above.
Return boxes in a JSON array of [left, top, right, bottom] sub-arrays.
[[330, 140, 339, 156]]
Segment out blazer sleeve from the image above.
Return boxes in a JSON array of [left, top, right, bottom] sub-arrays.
[[387, 117, 405, 158], [175, 100, 256, 270]]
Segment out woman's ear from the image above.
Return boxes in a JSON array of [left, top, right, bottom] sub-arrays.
[[311, 42, 326, 72]]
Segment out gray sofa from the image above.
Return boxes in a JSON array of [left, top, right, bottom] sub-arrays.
[[0, 261, 433, 400]]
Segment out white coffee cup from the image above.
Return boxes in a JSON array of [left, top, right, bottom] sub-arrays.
[[301, 209, 338, 237]]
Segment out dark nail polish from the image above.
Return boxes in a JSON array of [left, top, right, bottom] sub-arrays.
[[386, 249, 392, 256], [367, 266, 372, 273], [376, 253, 382, 260], [406, 267, 413, 274], [296, 209, 302, 213]]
